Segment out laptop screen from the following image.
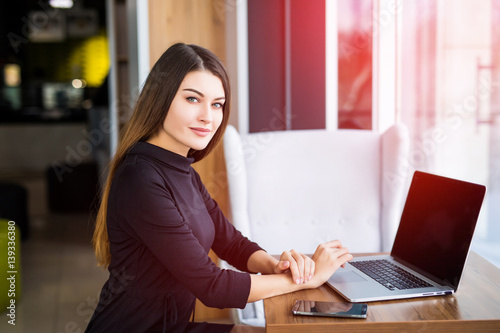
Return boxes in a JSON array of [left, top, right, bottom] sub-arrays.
[[391, 171, 486, 290]]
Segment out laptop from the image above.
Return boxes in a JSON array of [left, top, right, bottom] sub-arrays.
[[327, 171, 486, 302]]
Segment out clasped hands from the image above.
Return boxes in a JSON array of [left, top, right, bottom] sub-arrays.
[[274, 240, 353, 287]]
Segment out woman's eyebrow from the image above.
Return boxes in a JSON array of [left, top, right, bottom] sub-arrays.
[[183, 88, 204, 97], [183, 88, 225, 101]]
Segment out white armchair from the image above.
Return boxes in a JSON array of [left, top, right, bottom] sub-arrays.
[[222, 124, 410, 325]]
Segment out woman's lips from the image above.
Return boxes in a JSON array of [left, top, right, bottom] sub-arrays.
[[190, 127, 211, 137]]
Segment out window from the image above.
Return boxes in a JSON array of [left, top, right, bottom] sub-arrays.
[[246, 0, 373, 133], [247, 0, 326, 132], [399, 0, 500, 265], [337, 0, 373, 129], [228, 0, 500, 266]]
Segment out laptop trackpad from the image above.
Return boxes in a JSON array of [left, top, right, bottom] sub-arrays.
[[331, 271, 367, 284]]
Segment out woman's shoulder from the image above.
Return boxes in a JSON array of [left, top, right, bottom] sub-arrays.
[[115, 153, 164, 188], [128, 141, 195, 173]]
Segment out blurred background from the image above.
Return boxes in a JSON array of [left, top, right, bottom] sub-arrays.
[[0, 0, 499, 331]]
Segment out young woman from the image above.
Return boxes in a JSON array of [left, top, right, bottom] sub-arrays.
[[86, 43, 353, 333]]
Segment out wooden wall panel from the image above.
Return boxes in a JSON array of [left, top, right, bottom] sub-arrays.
[[147, 0, 231, 322], [148, 0, 226, 65]]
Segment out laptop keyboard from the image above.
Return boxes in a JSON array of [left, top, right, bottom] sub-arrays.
[[350, 259, 433, 291]]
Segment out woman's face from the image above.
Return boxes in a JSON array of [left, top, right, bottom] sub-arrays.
[[151, 70, 225, 156]]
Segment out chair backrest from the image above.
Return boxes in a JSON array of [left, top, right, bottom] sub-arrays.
[[223, 124, 410, 255]]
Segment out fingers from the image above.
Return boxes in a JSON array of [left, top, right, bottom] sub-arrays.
[[335, 250, 353, 269], [289, 249, 305, 284], [312, 240, 347, 262], [277, 251, 292, 274], [305, 241, 354, 288], [321, 240, 343, 248], [278, 259, 290, 271], [278, 250, 315, 285], [307, 257, 315, 282], [277, 241, 351, 287], [331, 247, 352, 267], [301, 254, 315, 283], [279, 250, 301, 284], [340, 252, 354, 267], [329, 249, 353, 271]]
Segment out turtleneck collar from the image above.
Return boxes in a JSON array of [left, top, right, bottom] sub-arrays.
[[128, 141, 194, 173]]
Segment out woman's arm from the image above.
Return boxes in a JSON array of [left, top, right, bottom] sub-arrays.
[[248, 272, 303, 303], [247, 249, 316, 285], [246, 250, 279, 274], [247, 240, 353, 303]]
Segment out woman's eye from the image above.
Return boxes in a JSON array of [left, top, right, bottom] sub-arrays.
[[213, 102, 223, 109], [187, 97, 199, 103]]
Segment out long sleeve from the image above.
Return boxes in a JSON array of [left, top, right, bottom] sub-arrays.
[[191, 171, 263, 272], [86, 142, 265, 332], [111, 158, 252, 309]]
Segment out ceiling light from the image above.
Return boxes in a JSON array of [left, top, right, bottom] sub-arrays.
[[49, 0, 74, 9]]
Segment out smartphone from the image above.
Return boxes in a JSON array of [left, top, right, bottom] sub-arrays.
[[292, 300, 368, 319]]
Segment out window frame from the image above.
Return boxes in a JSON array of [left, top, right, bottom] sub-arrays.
[[225, 0, 401, 134]]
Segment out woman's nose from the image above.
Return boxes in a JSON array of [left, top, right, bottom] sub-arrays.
[[198, 103, 213, 123]]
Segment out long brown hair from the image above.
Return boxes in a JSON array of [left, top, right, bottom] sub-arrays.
[[93, 43, 231, 268]]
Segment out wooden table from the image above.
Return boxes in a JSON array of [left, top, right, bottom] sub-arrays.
[[264, 252, 500, 332]]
